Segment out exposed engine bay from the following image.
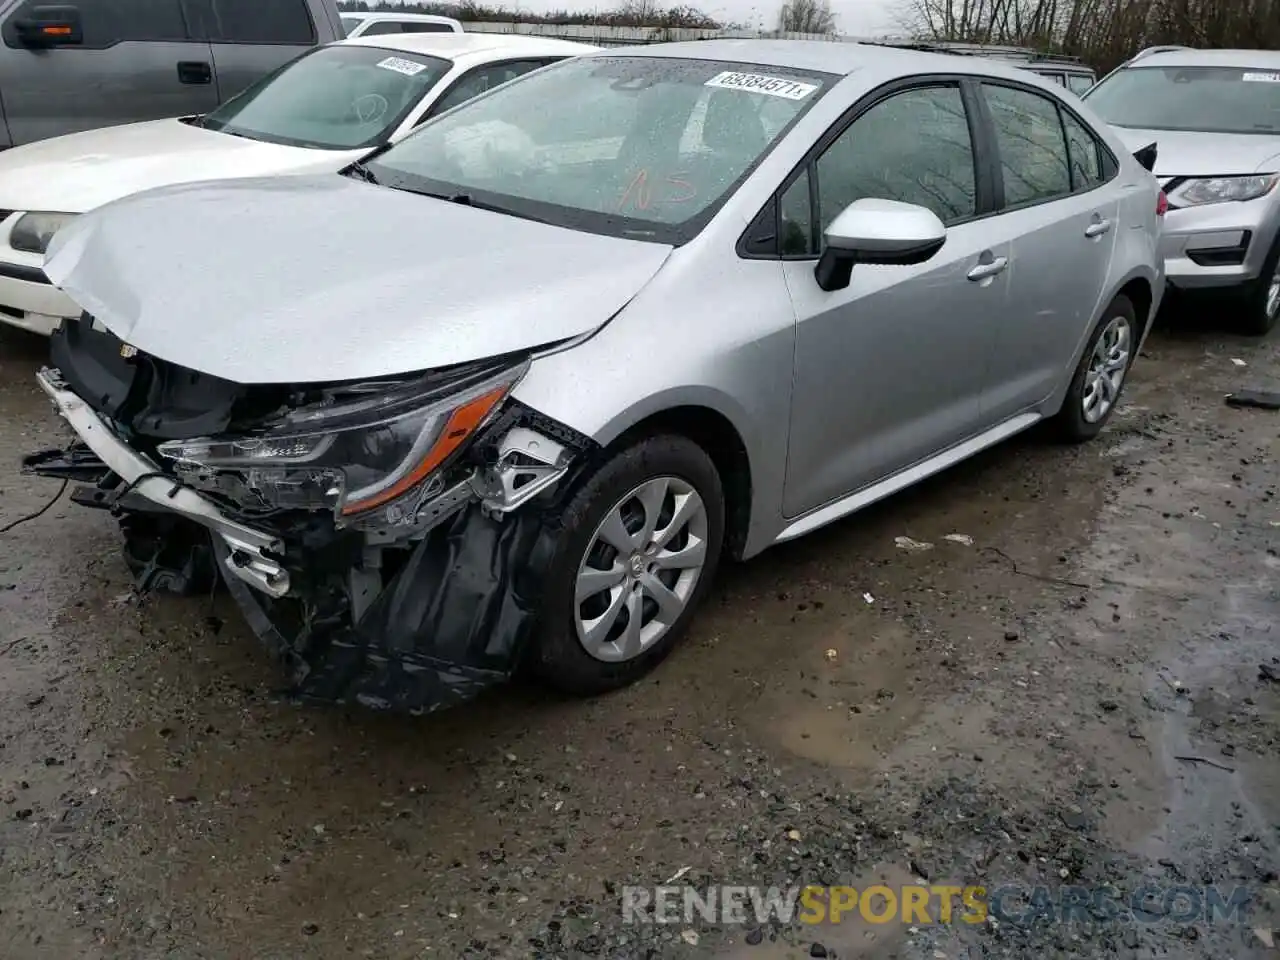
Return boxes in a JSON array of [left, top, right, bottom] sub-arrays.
[[24, 316, 597, 712]]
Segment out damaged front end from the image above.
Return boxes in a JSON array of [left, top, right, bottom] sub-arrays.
[[25, 316, 595, 712]]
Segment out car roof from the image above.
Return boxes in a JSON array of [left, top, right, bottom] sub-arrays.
[[596, 38, 1060, 81], [1131, 48, 1280, 70], [338, 32, 601, 61], [340, 11, 457, 21]]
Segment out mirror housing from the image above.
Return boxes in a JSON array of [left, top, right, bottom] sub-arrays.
[[815, 198, 947, 292], [1132, 141, 1158, 173], [14, 5, 83, 47]]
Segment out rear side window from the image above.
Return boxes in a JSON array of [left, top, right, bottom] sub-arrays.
[[982, 83, 1071, 207], [360, 21, 402, 36], [1061, 110, 1105, 190], [3, 0, 189, 47], [403, 22, 455, 33], [1067, 74, 1093, 95], [208, 0, 315, 43]]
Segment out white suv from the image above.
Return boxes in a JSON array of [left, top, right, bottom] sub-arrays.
[[1085, 47, 1280, 335], [340, 12, 462, 36]]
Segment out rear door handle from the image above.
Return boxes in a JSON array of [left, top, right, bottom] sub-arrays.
[[1085, 218, 1113, 238], [177, 61, 212, 85], [966, 256, 1008, 282]]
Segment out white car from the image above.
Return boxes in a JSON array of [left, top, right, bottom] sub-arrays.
[[341, 12, 464, 36], [0, 33, 596, 336]]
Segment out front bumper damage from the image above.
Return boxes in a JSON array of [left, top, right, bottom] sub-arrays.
[[26, 363, 596, 713]]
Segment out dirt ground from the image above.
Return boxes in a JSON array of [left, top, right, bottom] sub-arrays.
[[0, 307, 1276, 960]]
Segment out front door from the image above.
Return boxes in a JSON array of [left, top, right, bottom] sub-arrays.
[[781, 82, 1009, 518], [0, 0, 217, 146], [976, 81, 1120, 420]]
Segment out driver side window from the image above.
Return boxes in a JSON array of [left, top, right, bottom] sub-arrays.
[[816, 85, 977, 234], [773, 85, 978, 257]]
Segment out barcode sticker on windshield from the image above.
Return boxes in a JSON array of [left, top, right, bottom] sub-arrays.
[[704, 71, 818, 100], [377, 56, 428, 77], [1242, 72, 1280, 83]]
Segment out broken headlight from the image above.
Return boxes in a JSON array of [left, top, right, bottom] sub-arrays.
[[157, 362, 527, 523]]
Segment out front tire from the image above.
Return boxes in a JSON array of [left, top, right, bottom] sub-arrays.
[[528, 434, 725, 697], [1052, 294, 1138, 443], [1236, 235, 1280, 336]]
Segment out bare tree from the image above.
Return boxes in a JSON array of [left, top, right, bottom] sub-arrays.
[[777, 0, 836, 34], [894, 0, 1280, 71]]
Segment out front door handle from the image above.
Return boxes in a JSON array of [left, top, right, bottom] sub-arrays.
[[177, 61, 212, 85], [966, 256, 1009, 282], [1085, 218, 1113, 238]]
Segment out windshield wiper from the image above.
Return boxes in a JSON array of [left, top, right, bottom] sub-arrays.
[[344, 161, 379, 185], [434, 191, 548, 224]]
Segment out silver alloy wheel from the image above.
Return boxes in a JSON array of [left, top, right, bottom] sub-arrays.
[[574, 476, 709, 663], [1082, 314, 1132, 424], [1267, 258, 1280, 321]]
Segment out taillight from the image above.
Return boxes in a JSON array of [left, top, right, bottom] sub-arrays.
[[1156, 192, 1169, 217]]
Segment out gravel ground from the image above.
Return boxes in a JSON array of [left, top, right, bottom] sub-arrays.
[[0, 307, 1276, 960]]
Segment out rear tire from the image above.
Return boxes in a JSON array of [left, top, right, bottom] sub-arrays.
[[1052, 294, 1138, 443], [1236, 235, 1280, 336], [528, 434, 724, 697]]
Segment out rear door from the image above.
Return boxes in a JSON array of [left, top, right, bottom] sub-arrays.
[[195, 0, 319, 103], [978, 80, 1121, 419], [0, 0, 217, 146]]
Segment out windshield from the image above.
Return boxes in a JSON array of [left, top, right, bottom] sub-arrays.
[[340, 15, 360, 36], [366, 56, 831, 244], [1085, 65, 1280, 134], [201, 46, 452, 150]]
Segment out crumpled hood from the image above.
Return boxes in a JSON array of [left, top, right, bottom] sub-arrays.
[[45, 174, 672, 384], [1109, 126, 1280, 176], [0, 119, 352, 213]]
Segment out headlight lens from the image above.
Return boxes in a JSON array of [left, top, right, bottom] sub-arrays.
[[10, 211, 77, 255], [158, 362, 526, 522], [1170, 174, 1279, 206]]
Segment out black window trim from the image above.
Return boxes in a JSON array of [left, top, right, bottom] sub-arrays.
[[358, 20, 405, 36], [2, 0, 199, 50], [972, 76, 1119, 215], [202, 0, 317, 46], [737, 73, 999, 262], [421, 57, 564, 122]]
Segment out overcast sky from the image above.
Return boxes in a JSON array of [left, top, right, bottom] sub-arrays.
[[672, 0, 901, 34], [384, 0, 904, 36]]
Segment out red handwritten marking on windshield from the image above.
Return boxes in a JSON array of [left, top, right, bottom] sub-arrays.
[[618, 169, 697, 212]]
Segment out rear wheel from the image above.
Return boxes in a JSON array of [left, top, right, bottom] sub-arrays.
[[1236, 235, 1280, 336], [528, 435, 724, 696], [1052, 294, 1138, 443]]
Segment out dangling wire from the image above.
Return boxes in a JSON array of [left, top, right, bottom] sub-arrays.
[[0, 480, 69, 535]]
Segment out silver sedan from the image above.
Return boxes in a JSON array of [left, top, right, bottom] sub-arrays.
[[29, 39, 1165, 711]]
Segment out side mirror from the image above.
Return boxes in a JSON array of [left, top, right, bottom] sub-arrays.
[[1133, 142, 1158, 173], [814, 198, 947, 293], [14, 5, 83, 47]]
